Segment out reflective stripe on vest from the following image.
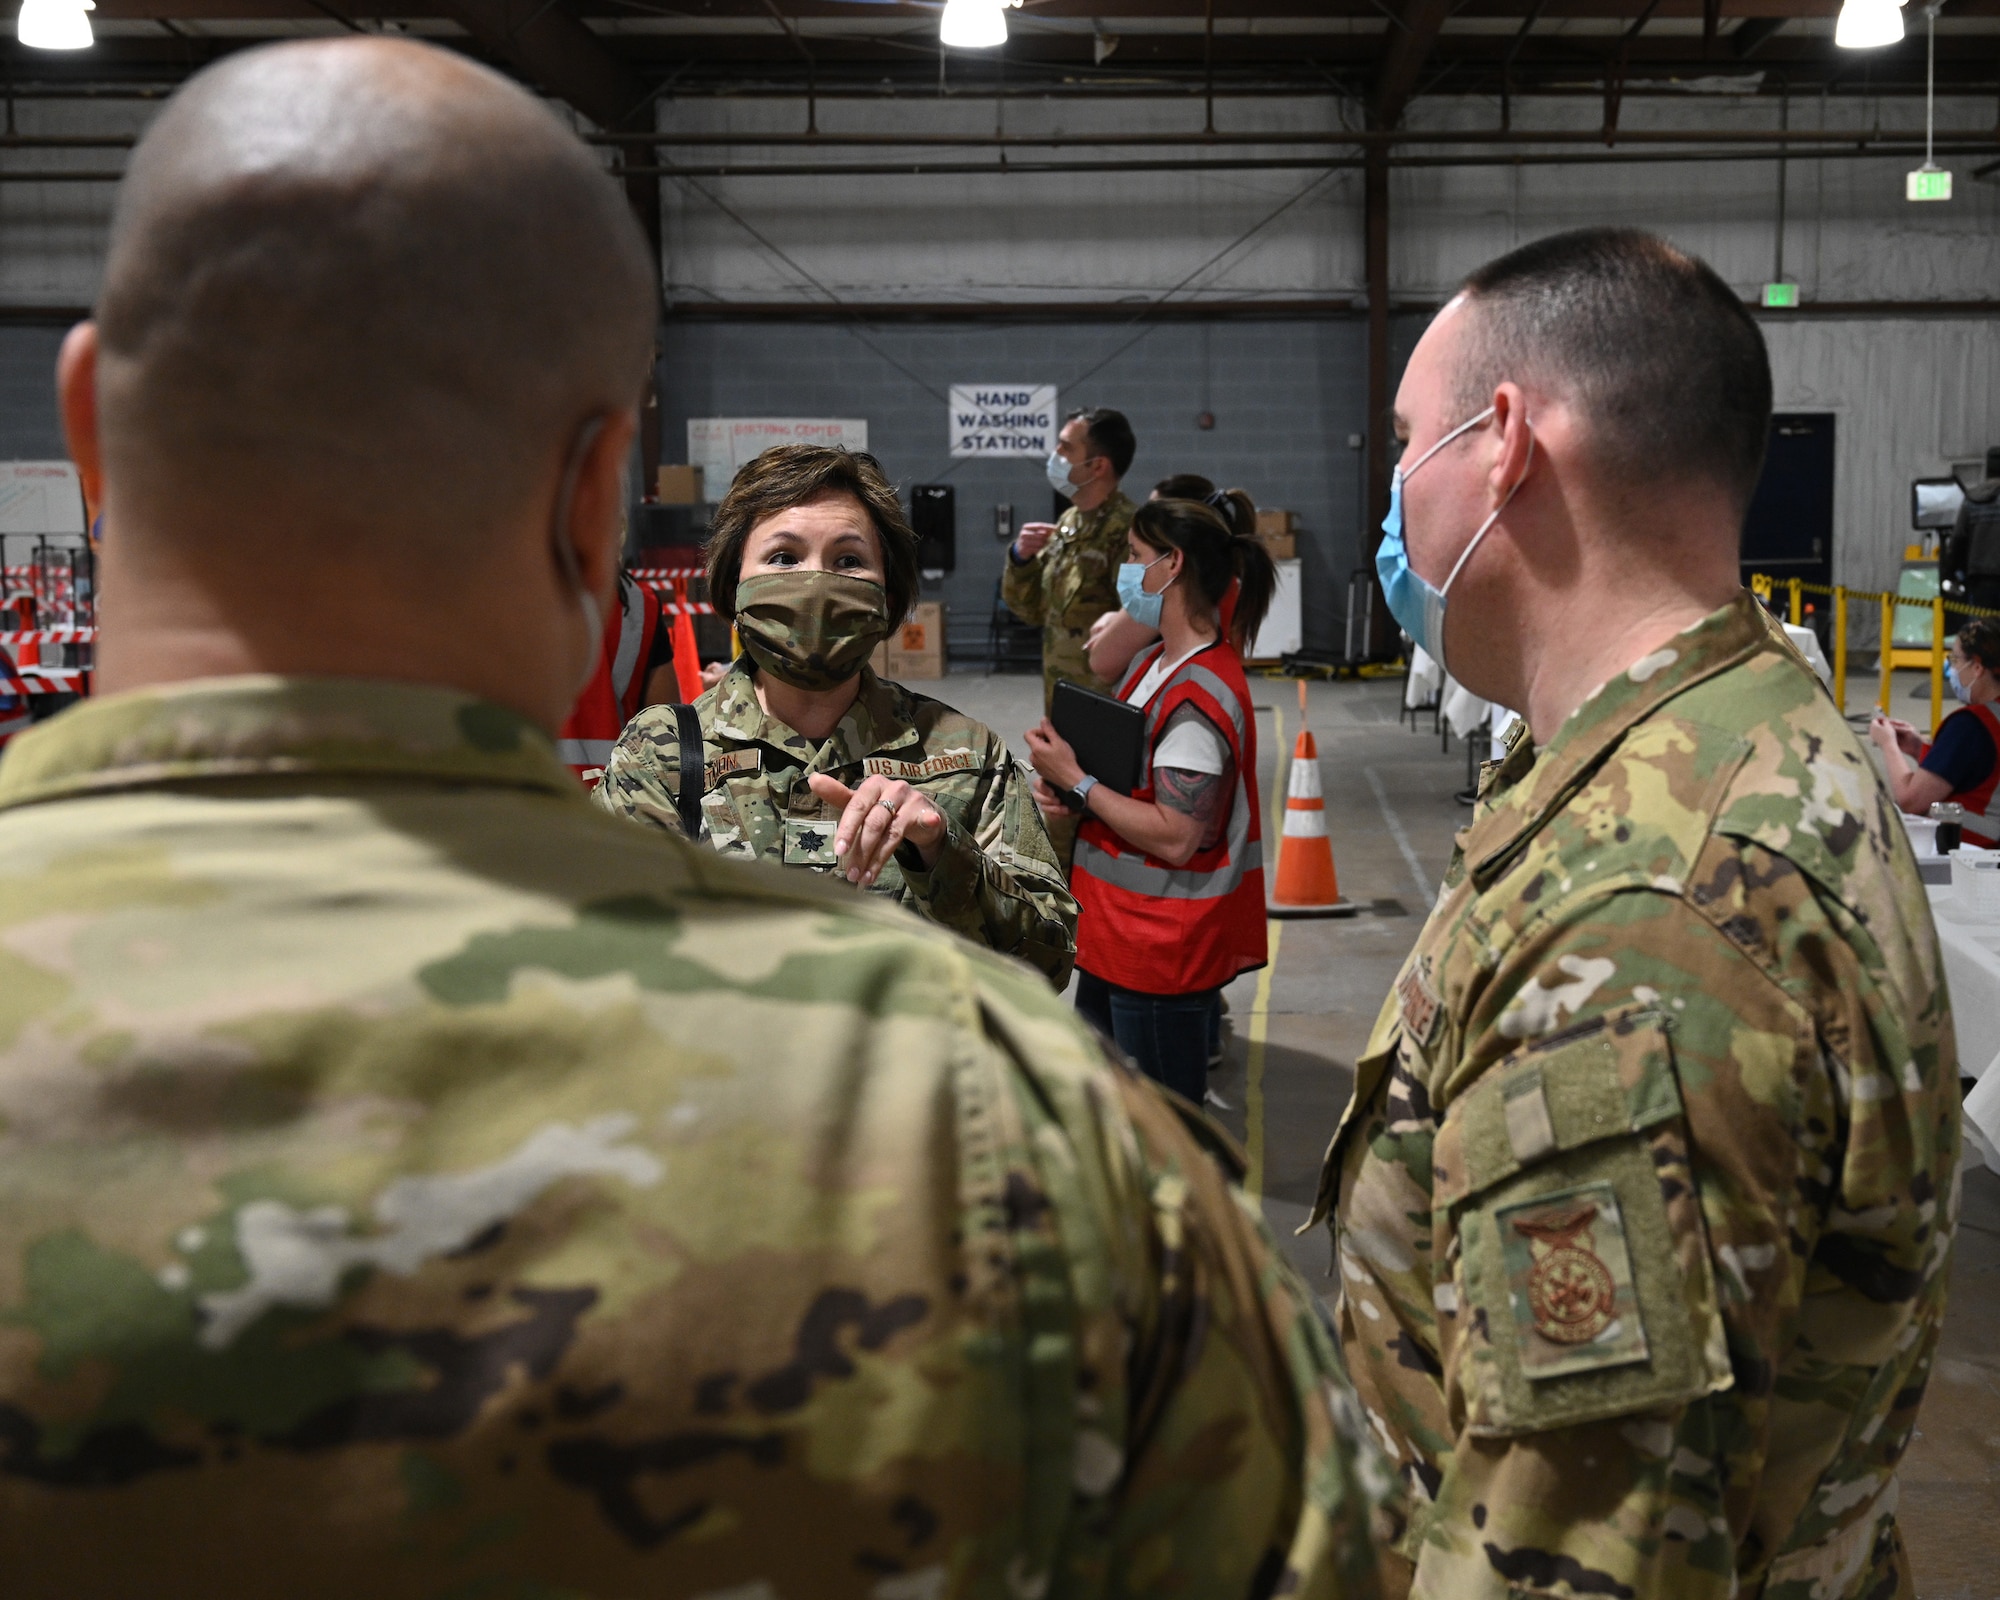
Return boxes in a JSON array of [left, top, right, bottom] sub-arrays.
[[557, 738, 616, 768], [1944, 702, 2000, 844], [1073, 799, 1263, 899], [557, 575, 661, 782], [609, 574, 651, 712]]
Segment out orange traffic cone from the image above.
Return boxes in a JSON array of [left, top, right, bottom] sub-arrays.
[[670, 582, 705, 704], [1269, 706, 1357, 918]]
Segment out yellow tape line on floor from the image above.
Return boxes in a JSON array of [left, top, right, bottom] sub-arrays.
[[1247, 920, 1281, 1200], [1247, 701, 1288, 1200]]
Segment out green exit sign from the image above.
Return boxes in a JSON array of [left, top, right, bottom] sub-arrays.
[[1907, 166, 1953, 202], [1762, 283, 1801, 308]]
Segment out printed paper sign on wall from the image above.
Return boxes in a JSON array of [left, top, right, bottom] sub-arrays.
[[688, 419, 869, 497], [0, 462, 86, 536], [949, 386, 1057, 458]]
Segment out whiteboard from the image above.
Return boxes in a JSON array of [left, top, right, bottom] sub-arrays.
[[0, 462, 85, 536], [687, 419, 869, 499]]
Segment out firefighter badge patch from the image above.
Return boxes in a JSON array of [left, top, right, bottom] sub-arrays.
[[1494, 1181, 1650, 1378]]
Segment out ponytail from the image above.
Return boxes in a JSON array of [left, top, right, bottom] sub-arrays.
[[1208, 487, 1276, 651]]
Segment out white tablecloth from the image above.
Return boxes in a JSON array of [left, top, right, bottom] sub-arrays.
[[1781, 622, 1834, 686], [1924, 881, 2000, 1173], [1406, 646, 1515, 741]]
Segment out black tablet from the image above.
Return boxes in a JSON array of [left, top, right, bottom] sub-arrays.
[[1052, 679, 1148, 796]]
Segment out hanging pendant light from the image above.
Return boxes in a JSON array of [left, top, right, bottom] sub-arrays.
[[16, 0, 95, 49], [939, 0, 1007, 50], [1834, 0, 1904, 50]]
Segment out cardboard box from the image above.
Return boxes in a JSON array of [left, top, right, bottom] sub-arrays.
[[1257, 531, 1297, 561], [1255, 508, 1301, 538], [656, 464, 706, 505], [871, 602, 947, 680]]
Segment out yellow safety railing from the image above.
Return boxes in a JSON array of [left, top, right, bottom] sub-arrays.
[[1747, 573, 2000, 732]]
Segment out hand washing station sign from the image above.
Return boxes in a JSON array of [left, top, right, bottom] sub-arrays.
[[949, 386, 1057, 458]]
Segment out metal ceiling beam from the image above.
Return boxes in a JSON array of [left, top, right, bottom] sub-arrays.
[[431, 0, 660, 260], [1372, 0, 1455, 127]]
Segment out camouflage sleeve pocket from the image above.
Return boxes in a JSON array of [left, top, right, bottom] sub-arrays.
[[1434, 1006, 1734, 1438]]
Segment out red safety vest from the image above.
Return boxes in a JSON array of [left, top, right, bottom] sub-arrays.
[[1930, 702, 2000, 848], [0, 648, 32, 751], [1071, 639, 1268, 994], [558, 573, 663, 787]]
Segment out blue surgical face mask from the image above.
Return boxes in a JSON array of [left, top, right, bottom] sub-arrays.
[[1046, 450, 1086, 498], [1117, 552, 1172, 628], [1949, 661, 1969, 703], [1375, 403, 1534, 673]]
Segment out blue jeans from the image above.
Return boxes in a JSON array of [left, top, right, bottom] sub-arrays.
[[1074, 970, 1220, 1105]]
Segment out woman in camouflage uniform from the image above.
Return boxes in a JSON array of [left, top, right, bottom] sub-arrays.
[[596, 444, 1079, 986]]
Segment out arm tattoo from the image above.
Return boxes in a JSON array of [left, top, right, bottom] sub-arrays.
[[1155, 764, 1227, 830]]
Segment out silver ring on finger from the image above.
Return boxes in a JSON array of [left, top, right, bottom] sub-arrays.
[[878, 795, 901, 814]]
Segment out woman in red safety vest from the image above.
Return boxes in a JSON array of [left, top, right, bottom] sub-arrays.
[[1872, 614, 2000, 844], [1026, 495, 1278, 1105], [558, 568, 680, 787]]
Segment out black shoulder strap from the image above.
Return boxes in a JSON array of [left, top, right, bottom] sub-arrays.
[[673, 703, 704, 839]]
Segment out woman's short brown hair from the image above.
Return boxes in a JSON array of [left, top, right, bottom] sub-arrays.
[[1959, 617, 2000, 673], [704, 445, 919, 623]]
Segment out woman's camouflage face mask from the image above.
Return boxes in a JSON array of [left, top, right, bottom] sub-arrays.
[[733, 569, 893, 692]]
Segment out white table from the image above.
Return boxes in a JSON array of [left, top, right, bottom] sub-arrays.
[[1924, 880, 2000, 1173]]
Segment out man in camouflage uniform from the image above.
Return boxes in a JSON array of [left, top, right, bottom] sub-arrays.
[[597, 656, 1079, 986], [1003, 408, 1137, 868], [1004, 407, 1138, 716], [1318, 229, 1958, 1599], [0, 36, 1395, 1598]]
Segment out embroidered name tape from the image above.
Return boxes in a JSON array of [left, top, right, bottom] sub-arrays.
[[863, 751, 982, 781], [1397, 956, 1443, 1048], [705, 749, 761, 789]]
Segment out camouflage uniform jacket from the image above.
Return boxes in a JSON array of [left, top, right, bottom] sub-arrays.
[[0, 675, 1394, 1599], [594, 660, 1079, 987], [1311, 594, 1959, 1600], [1002, 490, 1137, 713]]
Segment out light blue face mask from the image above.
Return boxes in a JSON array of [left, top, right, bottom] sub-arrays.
[[1949, 660, 1969, 704], [1117, 552, 1172, 628], [1046, 450, 1087, 498], [1374, 404, 1534, 672]]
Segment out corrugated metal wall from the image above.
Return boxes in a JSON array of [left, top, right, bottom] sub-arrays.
[[1767, 319, 2000, 615]]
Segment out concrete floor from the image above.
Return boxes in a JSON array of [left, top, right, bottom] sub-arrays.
[[935, 662, 2000, 1600]]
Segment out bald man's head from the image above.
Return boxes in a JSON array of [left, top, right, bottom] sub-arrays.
[[95, 37, 654, 550]]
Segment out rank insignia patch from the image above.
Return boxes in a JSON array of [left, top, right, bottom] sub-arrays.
[[782, 816, 842, 868], [1396, 957, 1443, 1047], [1494, 1181, 1650, 1378]]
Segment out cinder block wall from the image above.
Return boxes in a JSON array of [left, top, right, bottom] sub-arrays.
[[0, 328, 69, 461], [658, 316, 1418, 658]]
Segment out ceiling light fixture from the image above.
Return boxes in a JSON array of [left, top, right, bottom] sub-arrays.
[[16, 0, 94, 49], [1834, 0, 1904, 50], [939, 0, 1007, 50]]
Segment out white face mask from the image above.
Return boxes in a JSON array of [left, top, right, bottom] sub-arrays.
[[551, 416, 607, 694], [1046, 450, 1090, 498]]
